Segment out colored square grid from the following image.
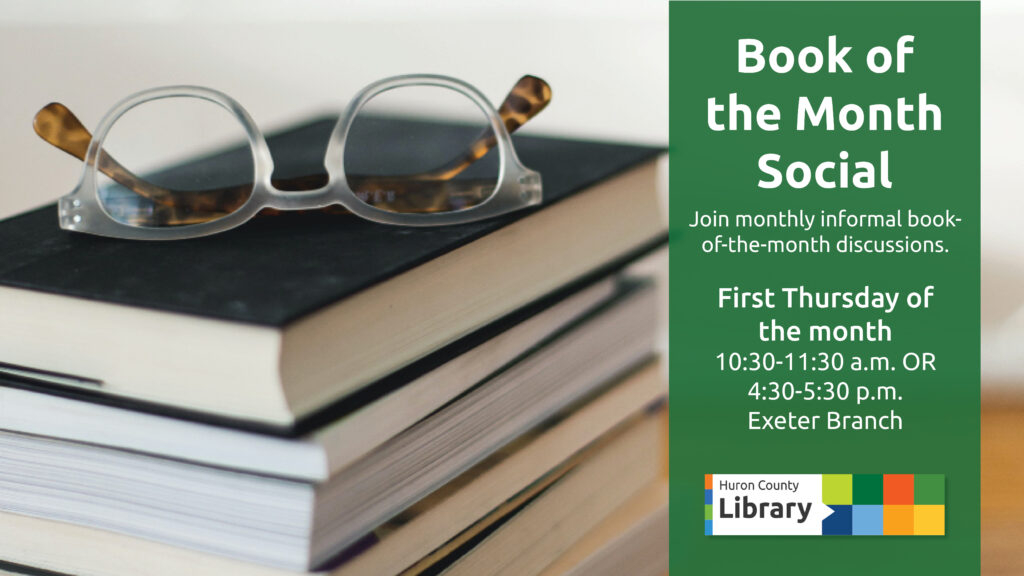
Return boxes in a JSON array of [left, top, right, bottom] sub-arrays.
[[914, 475, 945, 505], [822, 505, 852, 535], [914, 505, 945, 535], [705, 519, 713, 535], [852, 505, 883, 535], [884, 474, 914, 504], [705, 489, 713, 505], [705, 474, 713, 490], [822, 474, 853, 505], [853, 474, 883, 505], [884, 504, 914, 535]]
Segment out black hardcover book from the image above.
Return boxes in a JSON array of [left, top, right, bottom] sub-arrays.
[[0, 117, 666, 427]]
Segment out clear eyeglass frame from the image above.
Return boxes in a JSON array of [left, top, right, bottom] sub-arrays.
[[53, 75, 544, 240]]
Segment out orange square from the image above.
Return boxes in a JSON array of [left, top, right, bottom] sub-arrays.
[[884, 505, 914, 535], [884, 474, 914, 504], [705, 474, 713, 490], [914, 505, 945, 535]]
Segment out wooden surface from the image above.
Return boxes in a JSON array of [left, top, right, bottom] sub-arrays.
[[983, 393, 1024, 575]]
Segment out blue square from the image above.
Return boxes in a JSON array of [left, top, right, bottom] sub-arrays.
[[852, 505, 884, 535], [704, 489, 713, 505], [705, 519, 713, 535], [822, 504, 852, 535]]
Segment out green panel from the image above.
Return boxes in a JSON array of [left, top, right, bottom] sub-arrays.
[[670, 1, 979, 573]]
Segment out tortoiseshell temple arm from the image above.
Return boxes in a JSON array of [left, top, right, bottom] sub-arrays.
[[33, 102, 253, 223], [33, 76, 552, 223], [416, 74, 552, 181]]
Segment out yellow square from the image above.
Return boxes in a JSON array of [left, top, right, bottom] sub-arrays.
[[914, 505, 945, 535]]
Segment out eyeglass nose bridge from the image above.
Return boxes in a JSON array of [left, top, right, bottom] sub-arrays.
[[262, 183, 340, 211]]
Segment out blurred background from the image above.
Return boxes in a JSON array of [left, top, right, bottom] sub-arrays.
[[0, 0, 1018, 572]]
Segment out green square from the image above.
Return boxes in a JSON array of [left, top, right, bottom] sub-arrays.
[[915, 474, 945, 505], [705, 504, 713, 520], [853, 474, 883, 504], [822, 474, 853, 505]]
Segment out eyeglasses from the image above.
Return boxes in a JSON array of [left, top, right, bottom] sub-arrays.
[[33, 75, 550, 240]]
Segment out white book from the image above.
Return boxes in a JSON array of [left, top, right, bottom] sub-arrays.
[[0, 277, 617, 481]]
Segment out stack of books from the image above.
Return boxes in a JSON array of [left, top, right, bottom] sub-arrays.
[[0, 116, 668, 576]]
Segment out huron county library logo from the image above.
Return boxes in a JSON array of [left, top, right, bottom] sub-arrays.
[[704, 474, 945, 536]]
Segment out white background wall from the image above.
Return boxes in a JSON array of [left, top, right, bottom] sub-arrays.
[[0, 0, 1019, 382]]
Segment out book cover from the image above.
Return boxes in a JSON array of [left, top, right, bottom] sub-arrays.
[[0, 117, 663, 326]]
